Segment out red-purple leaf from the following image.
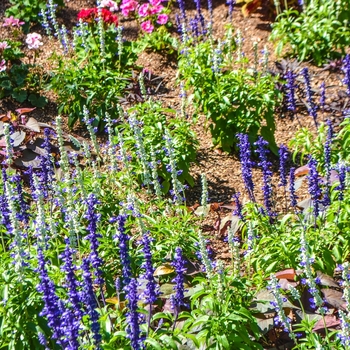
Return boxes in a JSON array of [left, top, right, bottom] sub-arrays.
[[321, 289, 346, 311], [275, 268, 296, 280], [15, 107, 36, 115], [295, 165, 310, 177], [316, 271, 339, 288], [312, 315, 340, 333]]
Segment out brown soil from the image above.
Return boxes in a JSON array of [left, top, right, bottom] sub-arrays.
[[0, 0, 347, 261]]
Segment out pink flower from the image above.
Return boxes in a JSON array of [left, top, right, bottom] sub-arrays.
[[120, 0, 138, 17], [141, 20, 154, 33], [138, 3, 150, 17], [0, 60, 6, 72], [3, 16, 24, 27], [25, 33, 43, 50], [156, 14, 168, 25], [149, 4, 163, 14], [149, 0, 162, 6], [100, 0, 118, 12], [0, 41, 10, 50]]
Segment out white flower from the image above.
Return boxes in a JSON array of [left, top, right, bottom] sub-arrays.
[[100, 0, 118, 11], [25, 32, 43, 50]]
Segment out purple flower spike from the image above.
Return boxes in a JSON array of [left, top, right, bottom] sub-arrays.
[[289, 168, 299, 209], [285, 70, 297, 114], [301, 68, 318, 128], [171, 247, 187, 313], [307, 157, 322, 218], [125, 278, 144, 350], [141, 233, 160, 306], [278, 144, 289, 188], [81, 258, 102, 349], [323, 120, 333, 206], [320, 82, 326, 110], [232, 191, 244, 221], [115, 213, 132, 286], [237, 134, 255, 202], [255, 137, 274, 218], [84, 193, 104, 287], [37, 249, 66, 347]]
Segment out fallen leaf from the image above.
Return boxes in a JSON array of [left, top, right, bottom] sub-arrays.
[[321, 289, 346, 310], [295, 165, 310, 177], [316, 271, 339, 288], [275, 268, 296, 280]]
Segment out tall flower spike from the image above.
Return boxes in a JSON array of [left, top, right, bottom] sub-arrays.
[[129, 113, 151, 188], [320, 82, 326, 110], [299, 229, 326, 313], [301, 68, 318, 128], [278, 144, 288, 188], [323, 120, 333, 207], [115, 213, 132, 286], [84, 193, 104, 287], [81, 258, 102, 348], [232, 191, 244, 221], [336, 162, 347, 201], [285, 70, 297, 115], [255, 137, 274, 218], [171, 247, 187, 312], [82, 106, 100, 159], [37, 249, 66, 346], [237, 133, 255, 202], [338, 262, 350, 346], [307, 157, 322, 219], [197, 231, 214, 278], [289, 167, 299, 210], [268, 274, 297, 342], [125, 278, 144, 350], [150, 146, 162, 198], [200, 173, 209, 208]]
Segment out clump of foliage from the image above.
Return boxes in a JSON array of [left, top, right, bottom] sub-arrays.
[[5, 0, 64, 32], [179, 27, 282, 153], [0, 24, 48, 106], [270, 0, 350, 65]]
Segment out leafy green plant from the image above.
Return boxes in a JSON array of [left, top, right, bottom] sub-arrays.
[[48, 23, 139, 128], [179, 27, 282, 153], [119, 99, 198, 191], [270, 0, 350, 65], [5, 0, 64, 32]]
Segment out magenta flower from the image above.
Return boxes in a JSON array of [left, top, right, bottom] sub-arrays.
[[3, 16, 24, 27], [138, 3, 150, 17], [149, 4, 163, 14], [25, 33, 43, 50], [0, 41, 10, 50], [141, 20, 154, 33], [120, 0, 138, 17], [156, 14, 168, 24], [150, 0, 162, 5], [0, 59, 6, 72]]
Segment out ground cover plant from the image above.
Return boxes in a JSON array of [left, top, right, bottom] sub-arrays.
[[1, 0, 350, 349]]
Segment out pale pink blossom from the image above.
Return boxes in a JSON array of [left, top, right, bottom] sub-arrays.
[[3, 16, 24, 27], [120, 0, 138, 16], [25, 33, 43, 50], [100, 0, 118, 12], [141, 20, 154, 33], [0, 41, 10, 50], [149, 4, 163, 14], [156, 13, 168, 25], [149, 0, 162, 6], [138, 3, 150, 17], [0, 59, 6, 72]]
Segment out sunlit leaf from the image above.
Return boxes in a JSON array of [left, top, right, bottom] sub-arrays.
[[154, 263, 175, 276], [24, 117, 40, 132], [11, 131, 26, 147]]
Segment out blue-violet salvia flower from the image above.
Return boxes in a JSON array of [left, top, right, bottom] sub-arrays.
[[307, 157, 322, 219], [171, 247, 187, 313], [289, 168, 299, 210], [285, 70, 297, 114], [237, 133, 255, 202], [278, 144, 289, 188], [125, 278, 144, 350], [84, 193, 104, 287], [81, 258, 102, 349], [255, 137, 274, 218], [301, 67, 318, 128]]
